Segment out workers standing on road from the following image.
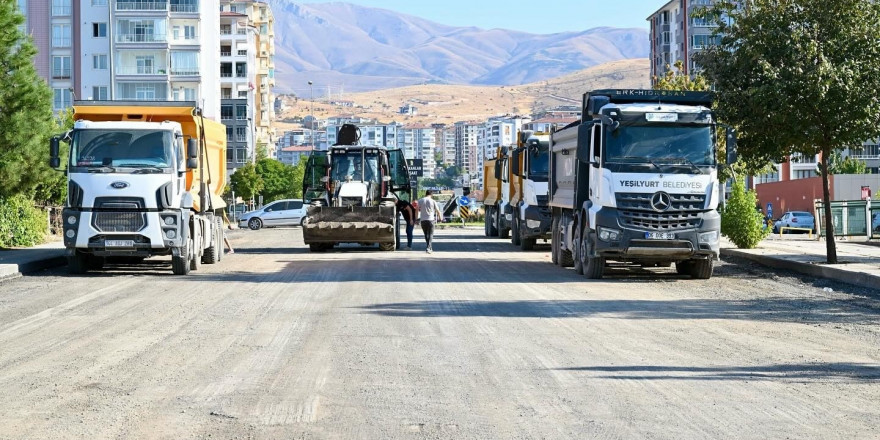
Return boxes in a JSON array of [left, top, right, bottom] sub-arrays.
[[396, 197, 417, 250], [418, 190, 443, 253]]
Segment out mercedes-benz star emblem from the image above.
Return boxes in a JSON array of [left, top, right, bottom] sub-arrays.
[[651, 192, 671, 212]]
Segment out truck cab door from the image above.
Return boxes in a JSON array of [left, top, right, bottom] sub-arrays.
[[303, 151, 328, 202], [588, 124, 602, 204], [387, 149, 411, 194]]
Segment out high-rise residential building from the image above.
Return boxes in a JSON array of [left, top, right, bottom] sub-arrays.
[[454, 121, 481, 178], [398, 125, 436, 179], [19, 0, 221, 117], [433, 125, 455, 168], [647, 0, 720, 83]]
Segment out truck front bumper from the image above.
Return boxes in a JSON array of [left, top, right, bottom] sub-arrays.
[[592, 208, 720, 261], [62, 208, 185, 256], [522, 205, 552, 239]]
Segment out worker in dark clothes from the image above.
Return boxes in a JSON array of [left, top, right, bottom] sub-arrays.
[[396, 197, 417, 250]]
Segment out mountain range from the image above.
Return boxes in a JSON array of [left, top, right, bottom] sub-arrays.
[[267, 0, 650, 94]]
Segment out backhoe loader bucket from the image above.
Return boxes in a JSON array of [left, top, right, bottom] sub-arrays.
[[302, 205, 397, 246]]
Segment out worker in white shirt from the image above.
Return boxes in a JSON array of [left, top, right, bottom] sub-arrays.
[[417, 190, 443, 253]]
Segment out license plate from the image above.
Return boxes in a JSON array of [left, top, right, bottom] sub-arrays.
[[106, 240, 135, 247], [645, 232, 675, 240]]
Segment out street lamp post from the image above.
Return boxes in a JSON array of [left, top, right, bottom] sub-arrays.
[[308, 81, 314, 150]]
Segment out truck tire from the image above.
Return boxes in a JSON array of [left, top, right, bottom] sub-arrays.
[[172, 243, 191, 275], [498, 211, 509, 239], [558, 222, 574, 268], [379, 243, 395, 251], [68, 252, 89, 275], [690, 259, 714, 279], [189, 238, 200, 271], [582, 235, 605, 280], [675, 261, 692, 276], [202, 217, 221, 265], [551, 218, 559, 265], [487, 207, 498, 237], [309, 243, 327, 252], [572, 225, 584, 275], [521, 237, 535, 251], [511, 217, 521, 246], [484, 209, 490, 236]]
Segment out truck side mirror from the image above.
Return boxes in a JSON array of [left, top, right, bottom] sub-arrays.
[[511, 150, 521, 176], [49, 136, 61, 168], [187, 138, 198, 159], [726, 128, 738, 164]]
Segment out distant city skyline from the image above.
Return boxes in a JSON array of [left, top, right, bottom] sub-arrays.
[[293, 0, 662, 34]]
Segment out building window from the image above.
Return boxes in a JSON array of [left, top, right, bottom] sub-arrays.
[[135, 86, 156, 100], [236, 127, 247, 142], [220, 24, 231, 35], [235, 62, 247, 78], [794, 170, 818, 180], [53, 88, 72, 110], [238, 90, 248, 98], [93, 54, 108, 69], [52, 24, 71, 48], [170, 51, 199, 75], [92, 0, 108, 5], [221, 105, 233, 120], [235, 104, 247, 120], [93, 23, 107, 37], [52, 56, 71, 79], [52, 0, 71, 16], [136, 56, 155, 74], [184, 25, 196, 40], [226, 126, 233, 141], [92, 86, 109, 100], [236, 148, 247, 164], [221, 88, 232, 99]]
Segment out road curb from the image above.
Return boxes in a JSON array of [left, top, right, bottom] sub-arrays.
[[721, 248, 880, 290], [0, 255, 67, 281]]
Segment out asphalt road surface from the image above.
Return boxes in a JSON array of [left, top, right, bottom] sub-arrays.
[[0, 227, 878, 439]]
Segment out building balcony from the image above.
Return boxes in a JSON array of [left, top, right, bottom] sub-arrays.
[[116, 64, 169, 76], [170, 67, 199, 76], [116, 33, 167, 44], [116, 1, 168, 11], [169, 0, 198, 13]]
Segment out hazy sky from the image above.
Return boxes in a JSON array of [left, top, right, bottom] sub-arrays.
[[293, 0, 663, 34]]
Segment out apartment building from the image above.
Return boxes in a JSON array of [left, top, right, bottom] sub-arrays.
[[325, 118, 397, 150], [19, 0, 220, 117], [398, 125, 436, 179], [480, 115, 528, 161], [277, 145, 312, 167], [433, 125, 455, 168], [647, 0, 719, 83], [454, 121, 481, 178]]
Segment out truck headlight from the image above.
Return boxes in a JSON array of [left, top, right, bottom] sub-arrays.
[[165, 230, 177, 239], [67, 215, 77, 225], [526, 219, 541, 229], [699, 231, 719, 243], [163, 216, 175, 226], [598, 227, 620, 242]]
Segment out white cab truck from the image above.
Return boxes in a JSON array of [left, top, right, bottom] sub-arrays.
[[549, 89, 730, 279], [509, 130, 552, 250], [49, 101, 228, 275]]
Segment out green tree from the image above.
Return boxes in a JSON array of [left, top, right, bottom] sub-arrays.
[[289, 157, 308, 199], [816, 150, 869, 176], [34, 108, 76, 205], [694, 0, 880, 263], [721, 178, 769, 249], [0, 2, 57, 199], [229, 163, 263, 201], [653, 60, 710, 91], [445, 166, 462, 178], [255, 158, 298, 203]]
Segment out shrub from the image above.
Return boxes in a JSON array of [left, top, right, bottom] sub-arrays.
[[721, 178, 769, 249], [0, 195, 46, 248]]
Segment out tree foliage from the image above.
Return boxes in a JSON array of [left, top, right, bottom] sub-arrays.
[[229, 163, 263, 201], [721, 178, 769, 249], [0, 194, 47, 248], [816, 150, 869, 176], [0, 2, 58, 200], [653, 60, 710, 91], [255, 158, 298, 203], [694, 0, 880, 263]]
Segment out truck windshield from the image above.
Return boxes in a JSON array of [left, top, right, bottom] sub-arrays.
[[528, 144, 549, 181], [71, 129, 174, 169], [604, 124, 714, 173], [331, 150, 380, 183]]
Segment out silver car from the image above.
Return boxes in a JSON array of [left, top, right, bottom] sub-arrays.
[[773, 211, 815, 234], [238, 199, 308, 230]]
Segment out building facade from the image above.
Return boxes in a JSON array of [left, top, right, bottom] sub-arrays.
[[647, 0, 719, 83]]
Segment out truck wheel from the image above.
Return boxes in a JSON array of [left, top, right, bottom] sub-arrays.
[[511, 217, 521, 246], [551, 218, 559, 265], [172, 243, 191, 275], [68, 252, 90, 275], [498, 212, 509, 239], [379, 242, 395, 252], [203, 217, 221, 264], [248, 218, 263, 230], [189, 239, 200, 271], [690, 259, 714, 279], [583, 237, 605, 280], [572, 226, 584, 275], [308, 243, 325, 252], [558, 222, 574, 268], [484, 210, 490, 236], [675, 261, 692, 276], [487, 207, 498, 237], [521, 237, 536, 251]]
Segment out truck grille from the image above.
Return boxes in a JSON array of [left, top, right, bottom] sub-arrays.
[[92, 198, 147, 233], [616, 193, 706, 231], [535, 195, 549, 205]]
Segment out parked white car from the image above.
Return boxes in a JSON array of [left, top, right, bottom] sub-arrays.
[[239, 199, 308, 230]]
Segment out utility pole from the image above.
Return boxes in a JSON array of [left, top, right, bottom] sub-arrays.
[[308, 80, 314, 150]]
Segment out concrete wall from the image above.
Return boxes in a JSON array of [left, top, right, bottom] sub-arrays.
[[833, 174, 880, 200]]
